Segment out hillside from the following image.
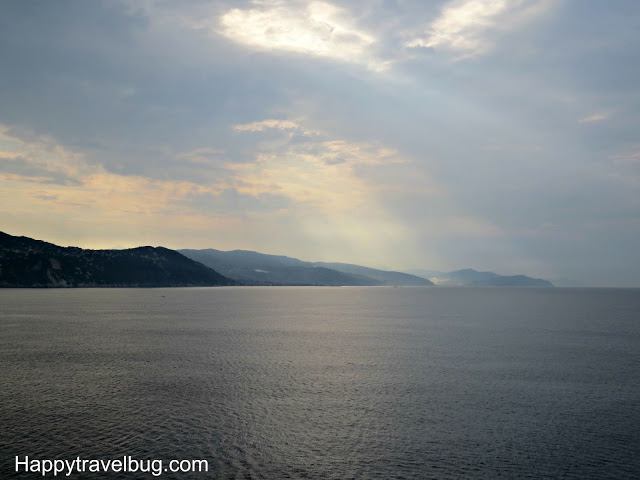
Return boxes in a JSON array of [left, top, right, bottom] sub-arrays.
[[179, 249, 434, 286], [178, 249, 381, 286], [0, 232, 236, 287], [313, 262, 434, 286]]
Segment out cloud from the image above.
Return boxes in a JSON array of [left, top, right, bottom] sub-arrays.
[[0, 125, 90, 185], [0, 125, 244, 247], [220, 117, 432, 264], [217, 0, 387, 70], [229, 118, 407, 210], [0, 120, 424, 266], [406, 0, 553, 58], [175, 147, 227, 166], [611, 147, 640, 163], [233, 119, 304, 132], [579, 112, 611, 123]]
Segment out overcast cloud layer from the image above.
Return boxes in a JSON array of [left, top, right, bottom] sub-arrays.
[[1, 0, 639, 286]]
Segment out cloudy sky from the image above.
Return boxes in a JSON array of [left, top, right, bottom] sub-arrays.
[[1, 0, 639, 286]]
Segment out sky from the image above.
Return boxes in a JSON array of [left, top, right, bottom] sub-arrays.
[[1, 0, 639, 286]]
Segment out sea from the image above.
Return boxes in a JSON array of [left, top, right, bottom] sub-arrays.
[[1, 287, 639, 479]]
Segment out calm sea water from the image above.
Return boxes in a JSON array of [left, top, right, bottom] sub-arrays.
[[1, 287, 639, 479]]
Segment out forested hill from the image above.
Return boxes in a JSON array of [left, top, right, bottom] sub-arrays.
[[0, 232, 236, 287]]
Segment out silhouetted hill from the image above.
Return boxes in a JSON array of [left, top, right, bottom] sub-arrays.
[[179, 249, 433, 286], [0, 232, 236, 287]]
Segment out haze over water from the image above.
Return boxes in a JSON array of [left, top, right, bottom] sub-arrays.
[[1, 287, 639, 479]]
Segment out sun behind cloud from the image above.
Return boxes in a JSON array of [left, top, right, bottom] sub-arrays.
[[218, 0, 387, 70]]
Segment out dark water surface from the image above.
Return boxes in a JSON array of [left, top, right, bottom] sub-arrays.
[[1, 287, 639, 479]]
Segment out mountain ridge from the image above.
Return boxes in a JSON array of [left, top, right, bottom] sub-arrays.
[[179, 248, 434, 286], [0, 231, 554, 288]]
